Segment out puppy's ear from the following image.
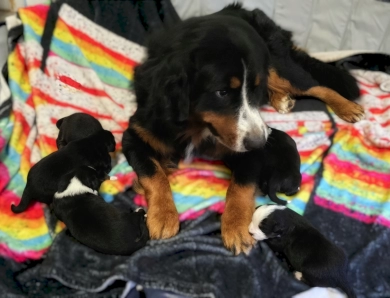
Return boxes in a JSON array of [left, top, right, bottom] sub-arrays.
[[135, 56, 190, 123], [83, 171, 101, 191], [56, 117, 65, 129], [102, 130, 116, 152]]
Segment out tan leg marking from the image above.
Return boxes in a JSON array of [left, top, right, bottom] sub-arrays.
[[139, 159, 179, 239], [302, 86, 364, 123], [221, 179, 256, 255], [268, 68, 364, 123]]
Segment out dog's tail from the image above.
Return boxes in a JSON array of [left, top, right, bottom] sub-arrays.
[[11, 188, 33, 213], [267, 186, 288, 206], [290, 50, 360, 101]]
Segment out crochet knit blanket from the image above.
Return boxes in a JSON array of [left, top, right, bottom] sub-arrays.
[[0, 3, 389, 263]]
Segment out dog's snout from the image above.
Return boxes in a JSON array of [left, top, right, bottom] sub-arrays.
[[243, 135, 266, 151]]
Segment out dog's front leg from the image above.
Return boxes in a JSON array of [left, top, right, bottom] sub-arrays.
[[222, 177, 256, 255], [138, 158, 179, 239], [222, 154, 258, 255], [123, 129, 179, 240]]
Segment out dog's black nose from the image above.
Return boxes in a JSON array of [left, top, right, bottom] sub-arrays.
[[243, 136, 265, 151]]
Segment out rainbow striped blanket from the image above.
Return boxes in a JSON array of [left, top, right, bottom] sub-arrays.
[[0, 3, 389, 263]]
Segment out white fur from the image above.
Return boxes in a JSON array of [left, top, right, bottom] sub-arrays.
[[294, 271, 303, 281], [184, 142, 195, 164], [109, 176, 118, 181], [235, 61, 269, 152], [54, 177, 98, 199], [248, 205, 286, 241], [186, 128, 215, 163]]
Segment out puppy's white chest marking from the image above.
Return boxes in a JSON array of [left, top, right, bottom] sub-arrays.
[[54, 177, 98, 199], [249, 205, 286, 241]]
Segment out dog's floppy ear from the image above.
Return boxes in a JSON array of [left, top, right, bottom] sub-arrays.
[[56, 117, 65, 129], [135, 55, 190, 123]]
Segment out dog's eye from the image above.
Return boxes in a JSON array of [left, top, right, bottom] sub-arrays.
[[215, 90, 228, 98]]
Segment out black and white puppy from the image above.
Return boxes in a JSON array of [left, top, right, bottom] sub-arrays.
[[52, 166, 149, 255], [257, 128, 301, 205], [249, 205, 355, 298], [11, 129, 115, 213], [56, 113, 103, 149]]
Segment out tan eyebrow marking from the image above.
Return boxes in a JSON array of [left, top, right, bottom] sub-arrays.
[[255, 74, 261, 86], [230, 77, 241, 89]]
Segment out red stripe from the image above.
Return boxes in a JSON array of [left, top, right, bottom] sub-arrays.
[[380, 119, 390, 127], [34, 88, 113, 120], [360, 88, 390, 99], [369, 105, 390, 114], [58, 75, 108, 97], [358, 81, 378, 89], [40, 135, 57, 149], [57, 75, 125, 109], [13, 110, 32, 140], [63, 19, 139, 68]]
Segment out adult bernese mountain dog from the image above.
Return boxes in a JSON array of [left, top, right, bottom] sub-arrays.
[[122, 4, 364, 254]]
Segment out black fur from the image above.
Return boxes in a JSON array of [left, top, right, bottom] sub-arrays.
[[52, 166, 149, 255], [217, 4, 360, 100], [11, 130, 115, 213], [121, 4, 361, 248], [123, 9, 272, 184], [123, 4, 359, 180], [224, 128, 301, 205], [258, 128, 301, 204], [255, 206, 355, 298], [56, 113, 103, 149]]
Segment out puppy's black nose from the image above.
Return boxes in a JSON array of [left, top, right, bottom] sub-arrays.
[[243, 136, 265, 151]]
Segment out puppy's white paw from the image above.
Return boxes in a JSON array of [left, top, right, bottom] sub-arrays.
[[294, 271, 303, 281]]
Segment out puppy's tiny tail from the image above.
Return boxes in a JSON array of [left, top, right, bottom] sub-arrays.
[[268, 188, 288, 206], [11, 188, 33, 214]]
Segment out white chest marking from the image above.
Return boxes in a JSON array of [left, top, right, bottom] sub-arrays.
[[249, 205, 286, 241], [54, 177, 98, 199]]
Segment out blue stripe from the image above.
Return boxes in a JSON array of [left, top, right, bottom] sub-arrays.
[[23, 24, 42, 42], [50, 38, 130, 87], [0, 230, 51, 250], [317, 178, 389, 213], [331, 142, 390, 172], [9, 80, 29, 102]]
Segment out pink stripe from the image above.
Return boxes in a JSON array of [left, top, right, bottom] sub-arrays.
[[179, 202, 225, 221], [327, 153, 390, 185], [0, 243, 46, 262], [314, 196, 390, 227]]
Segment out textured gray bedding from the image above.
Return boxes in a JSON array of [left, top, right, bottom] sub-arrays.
[[171, 0, 390, 54]]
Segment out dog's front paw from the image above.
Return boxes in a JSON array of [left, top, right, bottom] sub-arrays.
[[221, 213, 255, 255], [147, 203, 179, 239], [332, 101, 365, 123]]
